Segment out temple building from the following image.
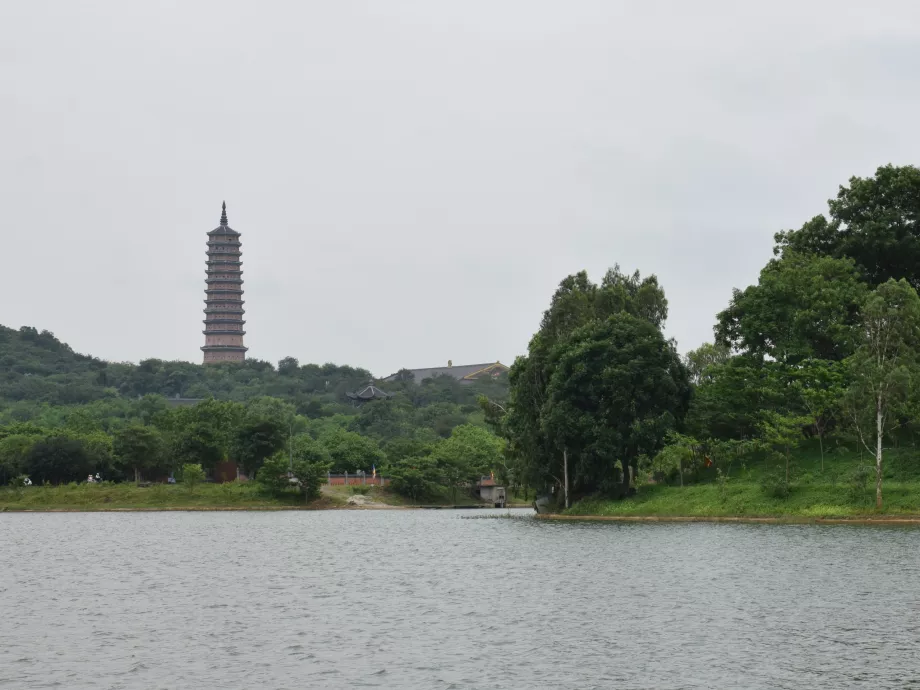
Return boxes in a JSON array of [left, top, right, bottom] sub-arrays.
[[381, 361, 509, 384], [202, 202, 248, 364]]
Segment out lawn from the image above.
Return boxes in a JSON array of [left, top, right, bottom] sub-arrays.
[[566, 443, 920, 519]]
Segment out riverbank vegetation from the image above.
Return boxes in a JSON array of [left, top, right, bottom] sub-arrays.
[[0, 480, 517, 511], [488, 165, 920, 516], [6, 164, 920, 518], [0, 325, 509, 503]]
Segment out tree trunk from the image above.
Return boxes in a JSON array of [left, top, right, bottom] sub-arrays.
[[621, 457, 630, 496], [876, 395, 884, 509], [818, 432, 824, 472], [563, 448, 570, 510], [134, 466, 139, 484], [785, 444, 790, 487]]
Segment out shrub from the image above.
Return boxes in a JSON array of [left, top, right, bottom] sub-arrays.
[[760, 469, 790, 499], [180, 463, 205, 493]]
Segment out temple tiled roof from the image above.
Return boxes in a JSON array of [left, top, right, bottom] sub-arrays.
[[381, 361, 509, 383]]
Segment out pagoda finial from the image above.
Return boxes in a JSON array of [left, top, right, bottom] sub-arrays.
[[220, 201, 228, 226]]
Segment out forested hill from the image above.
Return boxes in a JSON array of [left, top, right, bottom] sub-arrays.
[[0, 324, 508, 418]]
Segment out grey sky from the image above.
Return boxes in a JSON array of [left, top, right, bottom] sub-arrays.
[[4, 1, 920, 377]]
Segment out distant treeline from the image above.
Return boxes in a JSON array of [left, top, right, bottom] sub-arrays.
[[0, 327, 510, 501]]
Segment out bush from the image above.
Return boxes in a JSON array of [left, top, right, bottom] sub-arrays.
[[760, 469, 790, 499], [351, 485, 371, 495], [180, 463, 205, 493]]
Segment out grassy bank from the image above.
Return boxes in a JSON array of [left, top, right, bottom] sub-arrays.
[[0, 482, 521, 512], [565, 445, 920, 520], [0, 482, 320, 511]]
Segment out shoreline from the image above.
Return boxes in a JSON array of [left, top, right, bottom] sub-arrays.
[[536, 514, 920, 525], [0, 504, 530, 514]]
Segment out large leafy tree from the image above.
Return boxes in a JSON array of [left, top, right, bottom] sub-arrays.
[[432, 424, 504, 502], [231, 416, 287, 478], [542, 314, 691, 497], [506, 266, 669, 498], [113, 425, 167, 483], [25, 436, 93, 484], [320, 428, 385, 474], [716, 252, 867, 364], [775, 164, 920, 289]]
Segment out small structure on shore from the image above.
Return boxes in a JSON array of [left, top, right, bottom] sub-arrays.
[[475, 476, 506, 508]]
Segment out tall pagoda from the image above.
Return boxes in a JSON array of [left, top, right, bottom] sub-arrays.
[[202, 202, 247, 364]]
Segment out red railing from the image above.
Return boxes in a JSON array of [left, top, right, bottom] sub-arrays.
[[326, 474, 389, 486]]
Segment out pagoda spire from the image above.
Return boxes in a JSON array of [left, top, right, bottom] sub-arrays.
[[220, 200, 228, 226]]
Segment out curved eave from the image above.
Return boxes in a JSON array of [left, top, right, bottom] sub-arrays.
[[201, 345, 249, 352], [203, 330, 248, 336], [203, 308, 246, 315]]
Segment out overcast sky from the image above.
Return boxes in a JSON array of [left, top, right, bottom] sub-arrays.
[[4, 1, 920, 377]]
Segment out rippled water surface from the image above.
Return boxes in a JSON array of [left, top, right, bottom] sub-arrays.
[[2, 510, 920, 689]]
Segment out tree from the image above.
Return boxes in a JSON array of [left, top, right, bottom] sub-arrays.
[[0, 435, 37, 485], [172, 423, 225, 472], [180, 463, 205, 493], [25, 436, 93, 485], [775, 165, 920, 290], [231, 416, 286, 478], [845, 279, 920, 508], [113, 425, 166, 483], [650, 433, 700, 486], [791, 359, 846, 470], [278, 357, 300, 376], [716, 253, 867, 364], [684, 342, 731, 385], [759, 412, 811, 496], [432, 424, 504, 502], [388, 456, 441, 501], [320, 428, 384, 473], [506, 267, 670, 501], [541, 314, 691, 498], [291, 454, 331, 502], [257, 454, 293, 495]]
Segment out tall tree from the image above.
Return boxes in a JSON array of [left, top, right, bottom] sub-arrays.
[[845, 279, 920, 508], [542, 314, 691, 497], [113, 425, 166, 483], [775, 164, 920, 289], [716, 252, 867, 364], [232, 417, 287, 479], [507, 267, 669, 498]]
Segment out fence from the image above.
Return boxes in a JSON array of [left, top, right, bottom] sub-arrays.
[[326, 472, 390, 487]]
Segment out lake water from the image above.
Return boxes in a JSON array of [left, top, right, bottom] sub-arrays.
[[2, 510, 919, 689]]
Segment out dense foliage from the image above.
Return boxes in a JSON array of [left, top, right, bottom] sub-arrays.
[[494, 165, 920, 511], [0, 329, 509, 501]]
